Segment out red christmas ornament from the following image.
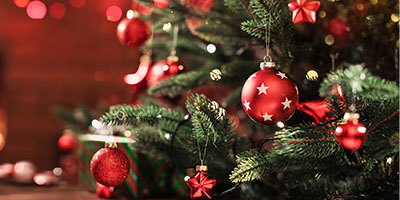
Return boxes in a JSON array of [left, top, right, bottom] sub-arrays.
[[335, 113, 367, 150], [147, 56, 184, 87], [117, 17, 151, 48], [96, 182, 115, 198], [329, 18, 348, 36], [288, 0, 320, 24], [298, 99, 332, 123], [12, 161, 37, 184], [58, 134, 76, 152], [0, 163, 14, 179], [183, 0, 213, 12], [186, 165, 216, 199], [90, 146, 130, 187], [241, 62, 299, 125]]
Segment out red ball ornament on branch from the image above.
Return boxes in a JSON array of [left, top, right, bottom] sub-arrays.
[[335, 113, 367, 150], [117, 17, 151, 48], [147, 56, 184, 87], [241, 62, 299, 126], [90, 145, 130, 187]]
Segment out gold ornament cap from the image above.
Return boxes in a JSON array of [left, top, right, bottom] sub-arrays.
[[167, 55, 179, 62], [260, 61, 275, 69], [344, 112, 360, 123], [196, 165, 208, 172]]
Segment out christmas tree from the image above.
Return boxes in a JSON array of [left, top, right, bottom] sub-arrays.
[[99, 0, 398, 199]]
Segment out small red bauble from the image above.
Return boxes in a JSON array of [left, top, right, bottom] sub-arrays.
[[241, 62, 299, 125], [186, 165, 216, 199], [147, 56, 184, 87], [117, 17, 151, 48], [335, 113, 367, 150], [329, 18, 347, 36], [90, 147, 130, 187], [154, 0, 168, 9], [58, 134, 75, 152]]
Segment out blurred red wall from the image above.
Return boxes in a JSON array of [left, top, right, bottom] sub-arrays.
[[0, 0, 139, 170]]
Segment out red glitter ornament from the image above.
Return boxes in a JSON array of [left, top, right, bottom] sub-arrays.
[[117, 17, 151, 48], [186, 165, 216, 199], [298, 99, 332, 123], [241, 62, 299, 125], [58, 134, 75, 152], [90, 146, 130, 187], [335, 113, 367, 150], [288, 0, 320, 24]]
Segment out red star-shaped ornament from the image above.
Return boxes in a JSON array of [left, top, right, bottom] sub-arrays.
[[186, 166, 216, 199], [288, 0, 321, 24]]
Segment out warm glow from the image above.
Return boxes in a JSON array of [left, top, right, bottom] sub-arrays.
[[0, 133, 4, 151], [163, 22, 172, 32], [319, 11, 326, 18], [324, 34, 335, 45], [70, 0, 85, 8], [26, 1, 47, 20], [357, 126, 366, 133], [306, 70, 319, 81], [52, 167, 62, 176], [91, 119, 103, 129], [49, 2, 66, 19], [335, 127, 343, 134], [14, 0, 30, 8], [126, 9, 135, 19], [391, 14, 399, 23], [106, 6, 122, 22], [207, 44, 216, 53], [80, 134, 134, 144], [277, 121, 285, 128]]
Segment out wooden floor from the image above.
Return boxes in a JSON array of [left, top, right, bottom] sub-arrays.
[[0, 183, 180, 200]]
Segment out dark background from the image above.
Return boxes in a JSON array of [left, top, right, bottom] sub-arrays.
[[0, 0, 140, 170]]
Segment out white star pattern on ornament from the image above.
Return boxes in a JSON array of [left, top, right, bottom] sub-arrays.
[[243, 99, 251, 111], [276, 71, 288, 79], [261, 112, 273, 121], [281, 97, 292, 110], [256, 83, 269, 95]]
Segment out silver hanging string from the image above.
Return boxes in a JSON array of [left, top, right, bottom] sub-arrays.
[[170, 25, 179, 57], [264, 18, 272, 63], [196, 133, 209, 166]]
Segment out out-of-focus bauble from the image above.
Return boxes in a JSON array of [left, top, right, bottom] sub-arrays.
[[329, 18, 347, 36], [241, 62, 299, 125], [154, 0, 168, 9], [117, 17, 151, 48], [12, 161, 37, 184], [58, 134, 76, 152], [90, 147, 130, 187], [33, 171, 59, 186]]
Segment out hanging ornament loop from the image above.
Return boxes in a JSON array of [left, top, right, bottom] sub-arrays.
[[105, 126, 117, 148], [196, 133, 209, 166], [264, 18, 272, 63]]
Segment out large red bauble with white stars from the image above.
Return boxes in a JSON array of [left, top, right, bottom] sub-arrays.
[[117, 17, 151, 48], [241, 62, 299, 125], [335, 113, 367, 150], [90, 147, 130, 187]]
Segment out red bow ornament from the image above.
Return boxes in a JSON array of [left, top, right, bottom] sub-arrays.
[[288, 0, 321, 24], [186, 166, 216, 199]]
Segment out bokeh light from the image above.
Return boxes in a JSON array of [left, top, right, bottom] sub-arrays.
[[26, 1, 47, 20], [49, 2, 66, 19], [106, 5, 122, 22], [70, 0, 85, 8], [126, 9, 135, 19], [207, 44, 216, 53], [325, 34, 335, 45], [306, 70, 319, 81], [14, 0, 30, 8]]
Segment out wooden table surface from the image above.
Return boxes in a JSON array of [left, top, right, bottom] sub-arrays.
[[0, 183, 181, 200]]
